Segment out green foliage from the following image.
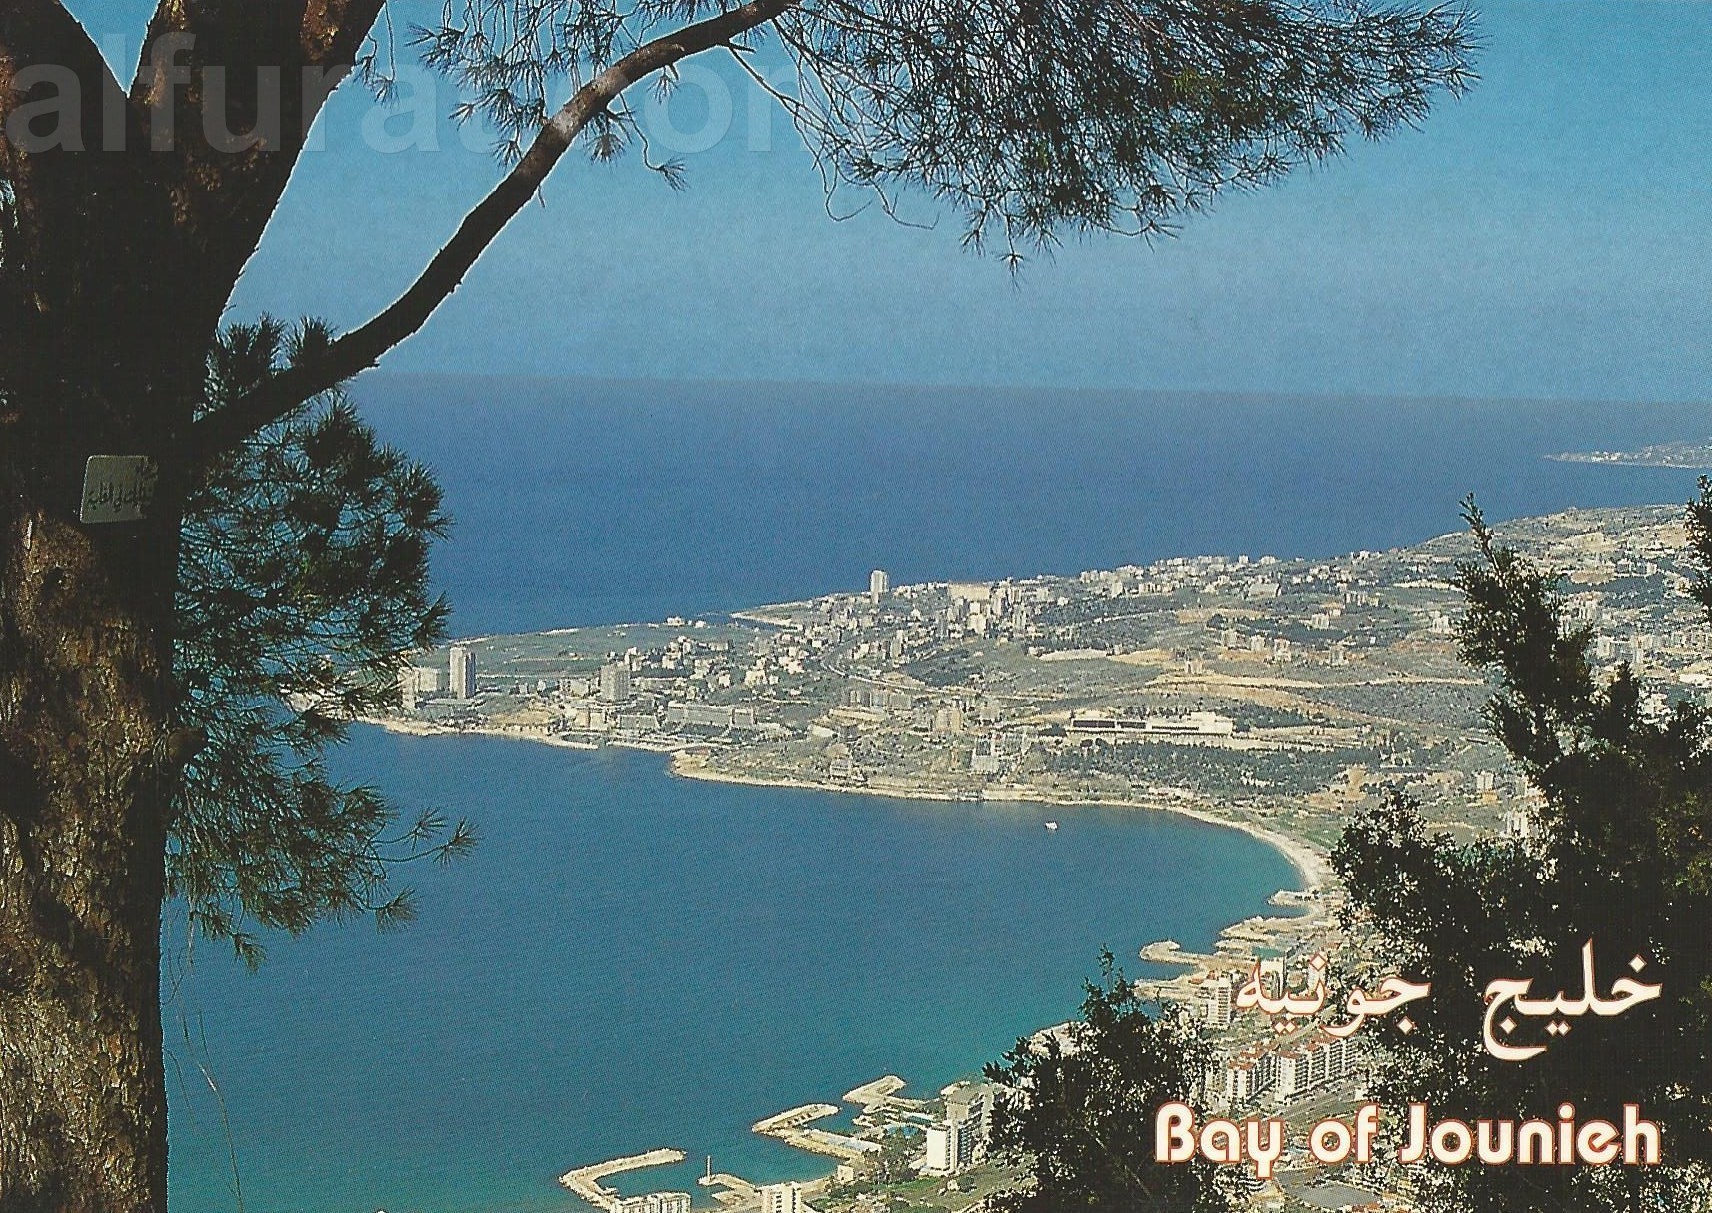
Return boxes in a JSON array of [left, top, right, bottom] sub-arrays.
[[1331, 494, 1712, 1212], [872, 1126, 923, 1189], [778, 0, 1477, 261], [1044, 740, 1365, 798], [173, 320, 473, 965], [409, 0, 1475, 260], [984, 951, 1238, 1213]]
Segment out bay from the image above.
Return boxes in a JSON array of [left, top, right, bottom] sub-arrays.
[[166, 379, 1701, 1212], [166, 731, 1296, 1213]]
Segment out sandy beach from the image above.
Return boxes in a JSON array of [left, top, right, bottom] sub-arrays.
[[666, 749, 1331, 897], [364, 715, 1330, 904]]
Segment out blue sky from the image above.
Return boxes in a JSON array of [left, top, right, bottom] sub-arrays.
[[70, 1, 1712, 401]]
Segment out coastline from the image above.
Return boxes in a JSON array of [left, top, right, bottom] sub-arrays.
[[360, 714, 1329, 908], [357, 716, 1331, 1209], [665, 749, 1331, 898]]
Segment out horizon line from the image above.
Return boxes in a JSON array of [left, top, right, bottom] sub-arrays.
[[353, 370, 1712, 412]]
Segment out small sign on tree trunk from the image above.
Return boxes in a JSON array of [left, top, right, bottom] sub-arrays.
[[79, 456, 159, 524]]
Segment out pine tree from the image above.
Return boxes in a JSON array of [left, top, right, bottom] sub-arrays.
[[985, 952, 1240, 1213], [1333, 492, 1712, 1212], [0, 3, 1473, 1205]]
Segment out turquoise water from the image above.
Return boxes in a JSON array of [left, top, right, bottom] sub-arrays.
[[165, 730, 1297, 1213]]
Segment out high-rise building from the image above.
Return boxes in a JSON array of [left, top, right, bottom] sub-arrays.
[[945, 1083, 994, 1167], [869, 569, 890, 604], [921, 1085, 993, 1176], [924, 1117, 976, 1174], [398, 666, 419, 712], [1203, 972, 1235, 1030], [449, 645, 477, 699], [599, 662, 633, 703], [758, 1182, 803, 1213]]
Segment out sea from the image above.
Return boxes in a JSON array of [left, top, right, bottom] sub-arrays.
[[164, 378, 1710, 1213]]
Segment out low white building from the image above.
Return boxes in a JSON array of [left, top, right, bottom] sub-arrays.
[[614, 1194, 691, 1213]]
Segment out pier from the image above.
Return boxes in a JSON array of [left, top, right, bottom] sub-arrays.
[[752, 1104, 880, 1163], [695, 1171, 758, 1206], [842, 1076, 905, 1112], [752, 1103, 840, 1134], [843, 1074, 929, 1114], [558, 1148, 686, 1211]]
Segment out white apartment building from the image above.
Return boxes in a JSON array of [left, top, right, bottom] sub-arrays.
[[758, 1182, 804, 1213], [1202, 972, 1235, 1030], [599, 661, 633, 703], [449, 644, 477, 699]]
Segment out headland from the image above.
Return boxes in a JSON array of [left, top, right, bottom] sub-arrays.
[[371, 504, 1703, 1211]]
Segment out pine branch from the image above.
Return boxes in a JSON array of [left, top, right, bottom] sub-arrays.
[[189, 0, 798, 465]]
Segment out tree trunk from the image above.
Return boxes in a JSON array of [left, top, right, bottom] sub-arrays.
[[0, 7, 397, 1209], [0, 389, 186, 1212]]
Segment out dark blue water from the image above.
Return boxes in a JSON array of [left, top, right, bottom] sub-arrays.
[[356, 376, 1710, 635], [165, 733, 1295, 1213]]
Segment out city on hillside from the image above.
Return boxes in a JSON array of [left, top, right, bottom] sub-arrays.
[[382, 502, 1711, 1211]]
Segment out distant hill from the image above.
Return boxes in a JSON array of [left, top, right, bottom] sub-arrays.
[[1548, 440, 1712, 469]]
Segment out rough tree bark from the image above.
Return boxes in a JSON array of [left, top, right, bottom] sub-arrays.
[[2, 7, 177, 1205], [0, 424, 183, 1213], [0, 4, 379, 1208]]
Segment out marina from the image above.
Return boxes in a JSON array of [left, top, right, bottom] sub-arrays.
[[752, 1104, 881, 1163], [560, 1081, 919, 1213], [558, 1149, 686, 1211]]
